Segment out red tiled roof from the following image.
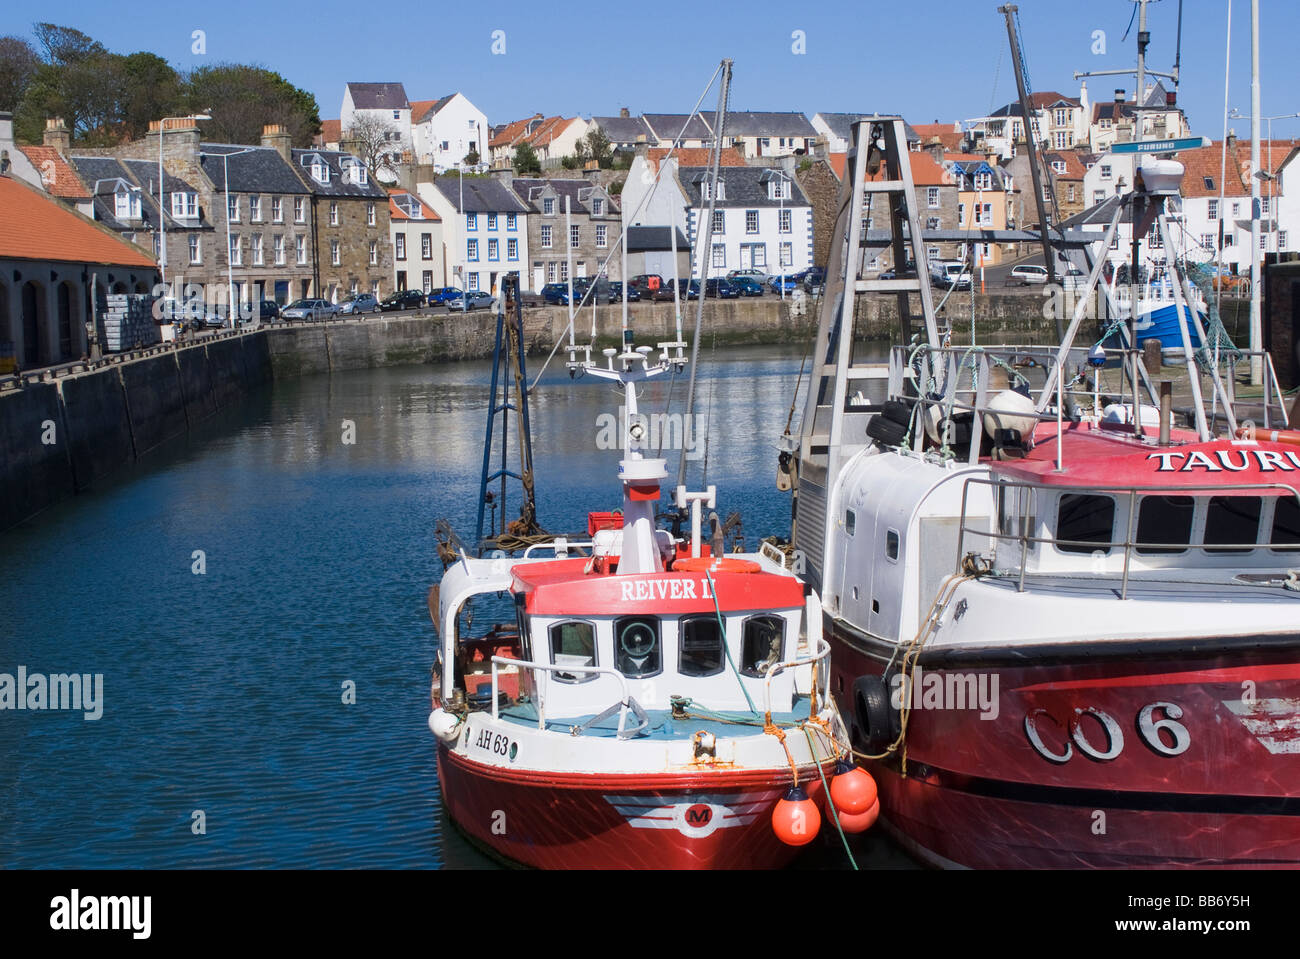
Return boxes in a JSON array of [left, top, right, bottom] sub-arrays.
[[386, 189, 440, 221], [1044, 151, 1087, 181], [1177, 139, 1300, 198], [861, 151, 952, 187], [17, 146, 92, 200], [646, 147, 746, 174], [828, 153, 847, 179], [490, 114, 542, 149], [0, 175, 156, 268], [318, 119, 341, 145], [409, 99, 439, 124], [914, 124, 963, 151]]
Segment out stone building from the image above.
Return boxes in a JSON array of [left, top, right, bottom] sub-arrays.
[[511, 176, 621, 287]]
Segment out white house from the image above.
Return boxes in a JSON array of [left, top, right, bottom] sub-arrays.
[[678, 164, 813, 279], [722, 112, 818, 158], [340, 82, 413, 160], [967, 88, 1088, 160], [411, 93, 489, 172], [388, 190, 444, 294], [418, 175, 530, 295]]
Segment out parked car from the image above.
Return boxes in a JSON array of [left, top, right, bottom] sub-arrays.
[[1009, 264, 1049, 285], [282, 298, 338, 322], [628, 274, 665, 294], [605, 281, 640, 302], [768, 274, 799, 293], [653, 278, 698, 301], [259, 300, 281, 321], [704, 277, 739, 299], [729, 276, 764, 296], [800, 266, 827, 294], [728, 268, 769, 285], [380, 289, 427, 312], [942, 262, 972, 291], [447, 290, 495, 311], [337, 292, 380, 315], [540, 283, 571, 306], [427, 287, 463, 306]]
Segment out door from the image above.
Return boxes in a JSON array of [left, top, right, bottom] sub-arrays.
[[532, 264, 544, 291]]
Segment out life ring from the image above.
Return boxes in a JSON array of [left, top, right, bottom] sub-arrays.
[[673, 556, 761, 574]]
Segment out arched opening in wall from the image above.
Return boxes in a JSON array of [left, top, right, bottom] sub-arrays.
[[57, 282, 74, 360], [21, 281, 46, 369], [111, 281, 127, 294], [134, 281, 150, 294]]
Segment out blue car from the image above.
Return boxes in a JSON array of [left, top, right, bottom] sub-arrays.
[[729, 276, 764, 296], [540, 283, 571, 305], [704, 278, 739, 299], [427, 287, 462, 306], [768, 275, 799, 293]]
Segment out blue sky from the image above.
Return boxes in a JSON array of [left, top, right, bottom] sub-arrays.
[[5, 0, 1299, 141]]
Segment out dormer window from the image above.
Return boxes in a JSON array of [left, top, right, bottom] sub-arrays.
[[1052, 160, 1066, 174], [340, 156, 368, 186], [768, 177, 790, 200], [302, 153, 330, 185], [543, 197, 555, 215], [975, 172, 993, 190], [592, 197, 604, 216], [114, 186, 141, 221]]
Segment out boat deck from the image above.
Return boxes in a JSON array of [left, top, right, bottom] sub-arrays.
[[484, 695, 819, 741]]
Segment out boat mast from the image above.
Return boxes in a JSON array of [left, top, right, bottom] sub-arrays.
[[1249, 0, 1263, 385]]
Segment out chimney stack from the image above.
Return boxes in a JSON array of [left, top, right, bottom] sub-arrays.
[[619, 107, 630, 118], [149, 117, 202, 184], [261, 123, 292, 162], [43, 117, 71, 156]]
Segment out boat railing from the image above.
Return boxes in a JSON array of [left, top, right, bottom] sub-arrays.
[[955, 476, 1300, 600], [490, 655, 647, 738], [761, 637, 832, 719]]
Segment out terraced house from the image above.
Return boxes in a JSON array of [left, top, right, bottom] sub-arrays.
[[284, 134, 393, 302], [388, 189, 443, 294], [511, 177, 620, 287], [418, 175, 530, 294], [678, 165, 813, 279]]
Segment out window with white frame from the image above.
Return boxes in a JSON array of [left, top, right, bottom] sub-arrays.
[[745, 210, 759, 233], [1282, 230, 1290, 249], [559, 261, 568, 282], [928, 215, 942, 231], [467, 212, 477, 230], [1051, 160, 1066, 174], [1223, 233, 1235, 247], [1232, 201, 1241, 217], [543, 197, 555, 215], [421, 233, 432, 259], [569, 225, 579, 247], [250, 196, 263, 221], [1201, 233, 1215, 250], [595, 225, 607, 248], [978, 202, 992, 226], [273, 235, 284, 264], [369, 241, 378, 264], [541, 225, 553, 249], [1055, 108, 1068, 126], [592, 198, 604, 215], [1208, 199, 1219, 219], [115, 188, 140, 220], [488, 213, 497, 230], [294, 197, 305, 223], [422, 271, 432, 292], [712, 244, 726, 268], [296, 236, 307, 264], [507, 238, 518, 259], [488, 238, 499, 260], [779, 209, 792, 233], [1100, 165, 1112, 180], [1068, 185, 1076, 202], [712, 210, 725, 233], [1094, 190, 1106, 205], [331, 240, 340, 265], [329, 201, 338, 226], [396, 235, 407, 260], [547, 262, 556, 283], [230, 235, 241, 266], [769, 177, 790, 200], [189, 234, 201, 264], [927, 246, 940, 260], [228, 195, 240, 223], [927, 187, 940, 208], [779, 242, 792, 267], [976, 172, 992, 191], [1262, 196, 1271, 215], [507, 213, 517, 230], [958, 203, 966, 226], [252, 234, 263, 264], [1053, 132, 1068, 149], [468, 238, 479, 260], [367, 203, 376, 226], [272, 197, 282, 222], [1261, 233, 1268, 251]]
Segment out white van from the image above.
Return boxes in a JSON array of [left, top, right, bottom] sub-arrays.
[[1010, 264, 1049, 284]]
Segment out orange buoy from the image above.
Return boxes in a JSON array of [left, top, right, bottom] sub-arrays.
[[835, 797, 880, 834], [829, 760, 877, 816], [772, 786, 821, 846], [673, 556, 762, 574]]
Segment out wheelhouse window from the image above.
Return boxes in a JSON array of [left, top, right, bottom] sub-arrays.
[[1057, 493, 1116, 554], [741, 615, 784, 678], [1204, 496, 1262, 553], [1136, 495, 1195, 554], [1270, 496, 1300, 552], [614, 616, 661, 678], [549, 621, 597, 683], [678, 616, 724, 677]]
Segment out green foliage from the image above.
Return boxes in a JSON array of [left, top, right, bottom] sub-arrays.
[[797, 159, 812, 172], [584, 127, 613, 169], [608, 178, 625, 196], [560, 155, 579, 170], [464, 147, 480, 166], [514, 141, 541, 175], [186, 64, 320, 147], [0, 36, 40, 111]]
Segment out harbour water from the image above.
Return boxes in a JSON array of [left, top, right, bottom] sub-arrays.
[[0, 343, 911, 869]]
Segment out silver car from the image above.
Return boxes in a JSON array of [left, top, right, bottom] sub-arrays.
[[281, 298, 338, 322], [336, 293, 380, 315]]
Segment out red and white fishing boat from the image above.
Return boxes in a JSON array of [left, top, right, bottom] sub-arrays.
[[787, 115, 1300, 868], [428, 331, 863, 869]]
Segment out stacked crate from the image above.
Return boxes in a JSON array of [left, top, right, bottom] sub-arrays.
[[98, 294, 160, 353]]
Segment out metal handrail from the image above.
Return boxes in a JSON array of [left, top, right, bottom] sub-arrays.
[[955, 475, 1300, 600], [490, 654, 635, 735], [761, 637, 832, 719]]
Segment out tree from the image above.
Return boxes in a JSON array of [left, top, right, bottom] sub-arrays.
[[514, 141, 541, 175], [16, 24, 122, 143], [464, 147, 480, 166], [343, 112, 401, 177], [584, 127, 613, 169], [119, 52, 183, 140], [0, 36, 40, 111], [185, 64, 321, 147]]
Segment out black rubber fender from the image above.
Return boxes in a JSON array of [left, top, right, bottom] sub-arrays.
[[866, 413, 908, 448], [850, 674, 898, 754]]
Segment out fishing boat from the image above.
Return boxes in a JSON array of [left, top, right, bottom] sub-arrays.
[[784, 111, 1300, 868], [426, 330, 863, 869]]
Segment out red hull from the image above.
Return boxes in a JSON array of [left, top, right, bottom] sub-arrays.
[[436, 743, 836, 869], [832, 623, 1300, 868]]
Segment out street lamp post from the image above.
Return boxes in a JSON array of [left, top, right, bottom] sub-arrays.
[[200, 147, 255, 328], [157, 113, 211, 291]]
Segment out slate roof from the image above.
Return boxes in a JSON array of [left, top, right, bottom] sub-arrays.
[[626, 225, 691, 253], [723, 112, 816, 138], [678, 165, 810, 208], [591, 115, 655, 143], [430, 176, 531, 214], [510, 177, 617, 215], [346, 82, 410, 110], [17, 146, 91, 199], [200, 144, 310, 195], [816, 113, 920, 145], [0, 174, 156, 267], [69, 155, 195, 232], [642, 114, 714, 143], [290, 148, 387, 198]]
